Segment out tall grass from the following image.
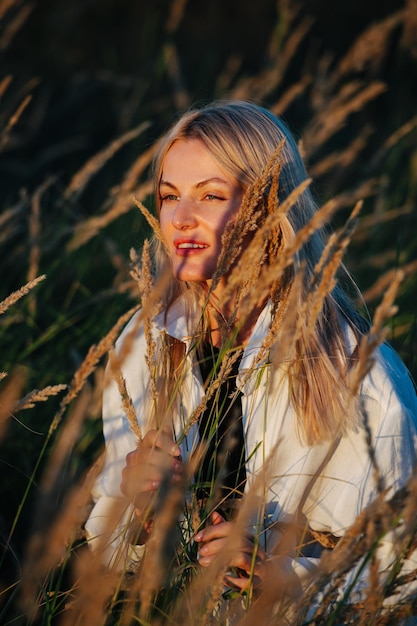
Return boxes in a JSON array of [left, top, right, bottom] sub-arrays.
[[1, 0, 417, 623]]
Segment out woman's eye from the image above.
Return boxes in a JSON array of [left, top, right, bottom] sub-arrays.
[[161, 194, 178, 202], [205, 194, 224, 201]]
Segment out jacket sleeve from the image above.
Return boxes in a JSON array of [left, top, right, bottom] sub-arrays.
[[290, 343, 417, 609], [84, 311, 151, 570]]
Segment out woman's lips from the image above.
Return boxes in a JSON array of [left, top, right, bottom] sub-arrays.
[[174, 239, 209, 255]]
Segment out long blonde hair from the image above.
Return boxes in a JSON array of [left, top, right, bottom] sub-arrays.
[[150, 100, 369, 445]]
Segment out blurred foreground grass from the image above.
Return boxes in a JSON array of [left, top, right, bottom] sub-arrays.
[[0, 1, 416, 623]]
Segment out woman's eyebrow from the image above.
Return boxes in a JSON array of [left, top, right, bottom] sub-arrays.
[[159, 177, 231, 188], [195, 177, 231, 188], [159, 180, 177, 189]]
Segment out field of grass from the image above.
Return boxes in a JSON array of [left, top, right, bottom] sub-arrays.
[[1, 1, 417, 623]]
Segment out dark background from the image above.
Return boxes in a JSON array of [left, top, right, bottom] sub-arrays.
[[2, 0, 415, 199], [0, 0, 416, 587]]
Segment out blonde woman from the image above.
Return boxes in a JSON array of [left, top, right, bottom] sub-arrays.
[[86, 101, 417, 610]]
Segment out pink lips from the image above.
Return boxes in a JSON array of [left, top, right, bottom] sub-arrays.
[[174, 238, 209, 256]]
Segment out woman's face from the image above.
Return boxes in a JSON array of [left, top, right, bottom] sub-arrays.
[[159, 139, 242, 285]]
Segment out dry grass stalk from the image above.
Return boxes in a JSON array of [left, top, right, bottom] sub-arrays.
[[332, 11, 405, 80], [20, 424, 105, 621], [57, 547, 120, 626], [0, 371, 7, 381], [14, 384, 67, 411], [165, 0, 189, 33], [255, 270, 302, 377], [180, 346, 243, 439], [112, 141, 158, 198], [0, 200, 26, 241], [108, 348, 142, 443], [51, 304, 140, 432], [132, 239, 157, 414], [0, 274, 46, 315], [127, 460, 196, 624], [4, 92, 32, 129], [271, 76, 312, 117], [216, 53, 242, 92], [27, 183, 42, 289], [303, 81, 386, 158], [230, 17, 313, 101], [349, 270, 403, 396], [26, 180, 52, 317], [133, 196, 166, 248], [108, 263, 172, 390], [0, 367, 26, 440], [163, 42, 190, 111], [66, 142, 158, 252], [362, 260, 417, 303], [309, 127, 373, 178], [0, 73, 12, 97], [383, 115, 417, 150], [171, 443, 300, 625], [329, 177, 378, 212], [305, 200, 362, 334], [0, 1, 32, 49], [358, 555, 384, 624], [211, 141, 285, 293], [133, 473, 189, 622], [299, 478, 417, 623], [229, 195, 339, 329], [403, 0, 417, 57], [67, 180, 153, 251], [42, 386, 93, 492], [0, 91, 32, 151], [64, 122, 150, 199], [352, 204, 413, 244], [0, 0, 18, 19], [221, 178, 312, 315]]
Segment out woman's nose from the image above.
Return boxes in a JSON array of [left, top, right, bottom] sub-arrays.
[[172, 199, 198, 230]]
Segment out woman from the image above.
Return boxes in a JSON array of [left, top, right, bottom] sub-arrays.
[[85, 100, 417, 611]]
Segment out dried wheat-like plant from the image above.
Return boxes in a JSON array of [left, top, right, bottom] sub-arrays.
[[362, 261, 417, 304], [51, 304, 140, 433], [331, 10, 405, 80], [348, 270, 404, 396], [303, 81, 387, 159], [133, 196, 167, 249], [0, 274, 46, 315], [20, 421, 107, 622], [67, 180, 153, 251], [26, 181, 47, 317], [0, 367, 26, 440], [180, 345, 243, 440], [230, 14, 313, 102], [64, 122, 150, 200], [14, 384, 67, 411], [210, 140, 286, 296], [108, 349, 142, 443], [0, 92, 32, 148]]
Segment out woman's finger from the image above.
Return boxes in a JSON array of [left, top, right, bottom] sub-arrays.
[[141, 428, 181, 457]]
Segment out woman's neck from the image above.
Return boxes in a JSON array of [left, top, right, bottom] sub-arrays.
[[206, 292, 266, 349]]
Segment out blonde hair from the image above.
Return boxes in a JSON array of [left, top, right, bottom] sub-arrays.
[[150, 100, 368, 445]]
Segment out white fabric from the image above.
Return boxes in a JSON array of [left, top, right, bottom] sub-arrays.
[[85, 298, 417, 600]]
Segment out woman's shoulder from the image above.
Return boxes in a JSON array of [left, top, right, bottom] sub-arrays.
[[376, 343, 417, 408], [113, 297, 192, 352], [361, 341, 417, 430], [113, 307, 148, 351]]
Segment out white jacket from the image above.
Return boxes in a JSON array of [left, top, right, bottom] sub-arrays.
[[85, 298, 417, 600]]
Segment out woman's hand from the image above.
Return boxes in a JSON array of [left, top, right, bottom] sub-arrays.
[[194, 511, 266, 590], [120, 428, 184, 516]]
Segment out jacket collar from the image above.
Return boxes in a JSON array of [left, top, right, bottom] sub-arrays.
[[154, 297, 200, 348], [154, 296, 272, 366]]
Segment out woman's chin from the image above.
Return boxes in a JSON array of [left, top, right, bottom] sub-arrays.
[[174, 268, 211, 283]]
